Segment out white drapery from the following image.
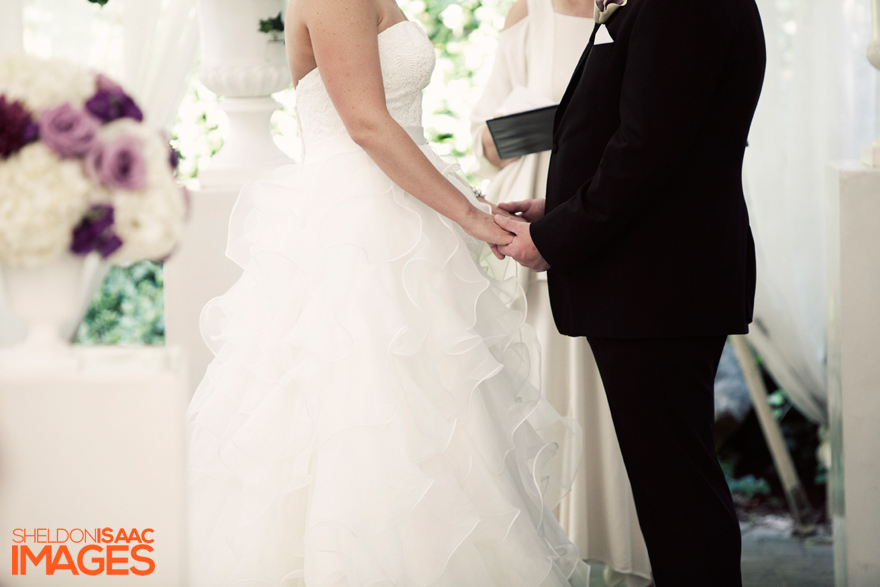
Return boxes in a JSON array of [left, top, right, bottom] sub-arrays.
[[744, 0, 877, 424], [17, 0, 199, 129]]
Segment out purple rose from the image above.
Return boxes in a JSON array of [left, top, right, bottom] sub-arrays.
[[0, 95, 39, 159], [85, 75, 143, 123], [39, 103, 101, 159], [86, 135, 147, 191], [71, 204, 123, 258]]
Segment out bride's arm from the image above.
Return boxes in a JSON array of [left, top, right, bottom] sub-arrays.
[[295, 0, 513, 247]]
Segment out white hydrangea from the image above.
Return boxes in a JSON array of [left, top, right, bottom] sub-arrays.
[[110, 184, 187, 265], [0, 55, 96, 112], [0, 144, 91, 268]]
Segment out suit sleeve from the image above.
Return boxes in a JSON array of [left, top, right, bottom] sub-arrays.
[[530, 0, 728, 270]]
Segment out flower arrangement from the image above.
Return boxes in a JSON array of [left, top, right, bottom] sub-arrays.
[[0, 56, 187, 269]]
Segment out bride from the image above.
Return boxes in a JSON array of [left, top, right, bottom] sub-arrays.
[[186, 0, 590, 584]]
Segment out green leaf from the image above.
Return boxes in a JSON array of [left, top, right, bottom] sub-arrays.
[[259, 12, 285, 34]]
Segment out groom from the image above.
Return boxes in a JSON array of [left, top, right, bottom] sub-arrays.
[[493, 0, 766, 585]]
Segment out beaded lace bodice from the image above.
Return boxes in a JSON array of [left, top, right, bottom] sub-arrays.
[[295, 21, 435, 147]]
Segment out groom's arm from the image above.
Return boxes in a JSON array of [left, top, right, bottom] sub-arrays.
[[530, 0, 729, 270]]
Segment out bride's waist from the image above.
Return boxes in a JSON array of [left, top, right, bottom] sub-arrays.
[[304, 126, 428, 164]]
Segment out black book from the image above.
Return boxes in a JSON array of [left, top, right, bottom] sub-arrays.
[[486, 105, 558, 160]]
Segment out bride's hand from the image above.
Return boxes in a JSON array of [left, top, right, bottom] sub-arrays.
[[459, 206, 514, 248], [477, 196, 525, 222]]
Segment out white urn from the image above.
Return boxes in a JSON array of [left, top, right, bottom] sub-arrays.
[[0, 253, 108, 369], [196, 0, 293, 188]]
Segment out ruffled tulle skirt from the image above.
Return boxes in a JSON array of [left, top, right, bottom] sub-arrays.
[[186, 130, 590, 587]]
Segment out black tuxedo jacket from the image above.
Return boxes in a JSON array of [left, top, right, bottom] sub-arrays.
[[530, 0, 766, 338]]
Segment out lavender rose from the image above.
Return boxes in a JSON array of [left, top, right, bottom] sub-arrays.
[[70, 204, 123, 258], [86, 135, 147, 191], [85, 74, 144, 123], [39, 103, 101, 159], [0, 96, 40, 159]]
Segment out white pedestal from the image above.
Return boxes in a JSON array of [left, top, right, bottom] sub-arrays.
[[0, 272, 26, 347], [0, 346, 189, 585], [197, 98, 292, 190], [827, 162, 880, 587], [164, 188, 243, 393]]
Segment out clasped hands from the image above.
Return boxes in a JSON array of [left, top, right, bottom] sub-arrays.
[[474, 197, 550, 272]]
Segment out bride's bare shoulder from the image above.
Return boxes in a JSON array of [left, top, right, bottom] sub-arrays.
[[292, 0, 384, 27], [504, 0, 528, 30], [286, 0, 386, 84]]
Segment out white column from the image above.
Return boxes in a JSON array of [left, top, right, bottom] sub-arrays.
[[163, 188, 242, 393], [0, 1, 25, 347], [863, 0, 880, 166], [165, 0, 290, 392], [0, 0, 23, 55], [827, 162, 880, 587]]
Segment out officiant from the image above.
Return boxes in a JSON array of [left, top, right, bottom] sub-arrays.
[[470, 0, 653, 585]]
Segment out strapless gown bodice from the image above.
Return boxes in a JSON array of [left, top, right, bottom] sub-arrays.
[[295, 21, 435, 147]]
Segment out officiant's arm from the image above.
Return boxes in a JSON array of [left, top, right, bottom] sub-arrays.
[[530, 0, 730, 269], [470, 1, 527, 173]]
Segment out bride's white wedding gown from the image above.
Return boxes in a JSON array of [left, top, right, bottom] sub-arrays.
[[187, 20, 590, 587]]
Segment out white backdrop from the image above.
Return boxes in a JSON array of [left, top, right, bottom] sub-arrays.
[[14, 0, 199, 129], [744, 0, 878, 424]]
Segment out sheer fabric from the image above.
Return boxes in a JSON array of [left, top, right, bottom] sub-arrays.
[[744, 0, 877, 423], [17, 0, 199, 128]]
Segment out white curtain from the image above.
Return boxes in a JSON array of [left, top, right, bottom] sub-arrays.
[[744, 0, 877, 424], [18, 0, 199, 129], [0, 0, 200, 347]]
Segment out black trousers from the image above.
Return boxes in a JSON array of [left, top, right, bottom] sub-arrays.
[[586, 335, 741, 587]]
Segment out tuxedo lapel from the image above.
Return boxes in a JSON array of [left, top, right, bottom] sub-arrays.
[[553, 22, 599, 135]]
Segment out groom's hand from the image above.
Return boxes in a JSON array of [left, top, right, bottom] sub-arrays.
[[498, 198, 545, 223], [493, 215, 550, 272]]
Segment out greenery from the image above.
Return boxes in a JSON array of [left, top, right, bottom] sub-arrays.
[[717, 365, 827, 519], [726, 474, 772, 500], [88, 0, 110, 6], [76, 262, 165, 345], [259, 13, 285, 34]]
